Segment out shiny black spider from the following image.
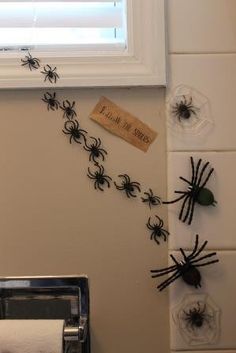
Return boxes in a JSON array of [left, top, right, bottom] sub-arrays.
[[60, 100, 77, 120], [172, 95, 199, 122], [146, 215, 169, 245], [163, 157, 216, 225], [21, 52, 40, 70], [63, 119, 87, 144], [151, 234, 219, 291], [42, 92, 60, 111], [84, 137, 107, 164], [87, 164, 112, 191], [41, 65, 59, 83], [182, 301, 213, 330], [114, 174, 141, 198], [141, 188, 161, 209]]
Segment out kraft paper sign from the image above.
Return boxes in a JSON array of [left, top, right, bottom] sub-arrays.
[[89, 97, 158, 152]]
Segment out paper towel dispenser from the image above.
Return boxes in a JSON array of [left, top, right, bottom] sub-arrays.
[[0, 275, 90, 353]]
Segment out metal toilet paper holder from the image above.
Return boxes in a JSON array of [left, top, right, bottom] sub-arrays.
[[0, 275, 90, 353]]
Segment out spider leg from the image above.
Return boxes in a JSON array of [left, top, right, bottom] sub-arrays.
[[179, 176, 192, 186], [146, 217, 152, 230], [200, 168, 214, 189], [196, 161, 210, 187], [158, 272, 182, 291], [193, 158, 202, 185], [150, 263, 177, 275], [170, 254, 180, 266], [190, 156, 195, 184], [114, 182, 125, 190], [162, 193, 187, 204], [152, 234, 160, 245], [179, 194, 191, 221], [151, 267, 178, 278], [189, 237, 208, 260], [194, 259, 219, 268], [190, 251, 218, 265], [97, 183, 104, 192], [188, 234, 200, 258], [182, 195, 194, 223], [179, 248, 188, 262], [187, 197, 196, 225]]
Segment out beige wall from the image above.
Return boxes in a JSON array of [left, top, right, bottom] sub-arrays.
[[0, 87, 169, 353]]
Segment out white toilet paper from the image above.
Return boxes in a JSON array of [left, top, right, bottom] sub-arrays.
[[0, 320, 64, 353]]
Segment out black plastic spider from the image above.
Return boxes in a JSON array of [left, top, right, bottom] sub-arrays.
[[182, 301, 213, 330], [84, 137, 107, 164], [146, 215, 169, 245], [163, 157, 216, 225], [87, 164, 112, 191], [141, 189, 161, 209], [42, 92, 60, 111], [171, 95, 199, 122], [150, 234, 219, 291], [60, 100, 77, 120], [21, 52, 40, 70], [114, 174, 141, 198], [41, 65, 59, 83], [63, 119, 87, 144]]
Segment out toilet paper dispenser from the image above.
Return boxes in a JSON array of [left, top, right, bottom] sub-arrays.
[[0, 275, 90, 353]]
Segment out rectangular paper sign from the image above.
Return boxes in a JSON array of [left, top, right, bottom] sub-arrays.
[[89, 97, 158, 152]]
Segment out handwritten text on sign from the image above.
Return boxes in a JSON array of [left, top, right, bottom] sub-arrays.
[[90, 97, 158, 152]]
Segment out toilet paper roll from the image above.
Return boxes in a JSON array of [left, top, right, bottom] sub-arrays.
[[0, 320, 64, 353]]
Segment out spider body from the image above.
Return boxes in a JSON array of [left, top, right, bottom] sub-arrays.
[[163, 157, 216, 225], [63, 119, 87, 144], [114, 174, 141, 198], [84, 137, 107, 164], [151, 234, 219, 291], [172, 96, 198, 122], [141, 189, 161, 208], [41, 65, 59, 83], [183, 302, 212, 330], [87, 164, 112, 191], [60, 100, 77, 120], [42, 92, 60, 111], [146, 215, 169, 245], [21, 52, 40, 70]]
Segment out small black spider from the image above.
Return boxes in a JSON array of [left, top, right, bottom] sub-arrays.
[[41, 64, 59, 83], [84, 137, 107, 164], [182, 301, 213, 330], [146, 215, 169, 245], [87, 164, 112, 191], [114, 174, 141, 198], [21, 52, 40, 70], [150, 234, 219, 291], [42, 92, 60, 111], [163, 156, 216, 225], [63, 119, 87, 144], [172, 95, 199, 122], [141, 189, 161, 209], [60, 100, 77, 120]]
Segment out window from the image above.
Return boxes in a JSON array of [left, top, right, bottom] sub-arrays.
[[0, 0, 166, 88]]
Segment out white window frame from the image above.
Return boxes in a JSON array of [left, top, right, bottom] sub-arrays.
[[0, 0, 166, 89]]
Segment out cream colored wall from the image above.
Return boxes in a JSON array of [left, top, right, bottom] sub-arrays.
[[0, 87, 169, 353]]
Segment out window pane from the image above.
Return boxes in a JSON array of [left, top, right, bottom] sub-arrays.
[[0, 1, 127, 49]]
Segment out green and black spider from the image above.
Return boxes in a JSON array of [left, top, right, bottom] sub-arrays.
[[163, 156, 217, 225]]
